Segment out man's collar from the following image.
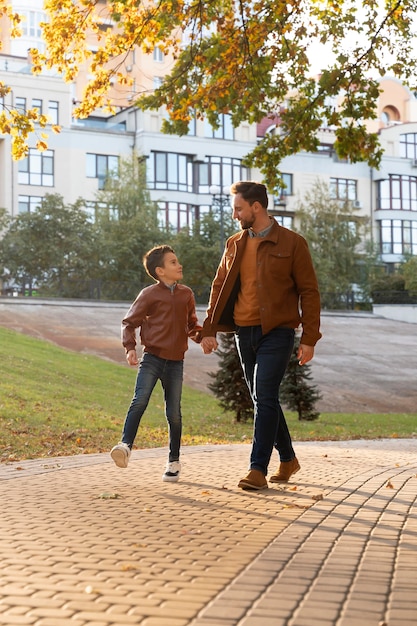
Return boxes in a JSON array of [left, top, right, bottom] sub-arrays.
[[248, 217, 274, 238]]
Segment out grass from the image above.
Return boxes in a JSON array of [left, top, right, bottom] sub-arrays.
[[1, 326, 416, 462]]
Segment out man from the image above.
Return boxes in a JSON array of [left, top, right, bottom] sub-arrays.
[[200, 181, 321, 491]]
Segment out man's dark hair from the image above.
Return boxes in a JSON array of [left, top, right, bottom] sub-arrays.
[[230, 181, 269, 209], [143, 245, 175, 280]]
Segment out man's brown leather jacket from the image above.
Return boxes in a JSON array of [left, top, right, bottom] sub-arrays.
[[200, 220, 322, 347]]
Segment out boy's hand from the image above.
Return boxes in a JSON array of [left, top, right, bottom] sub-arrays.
[[201, 336, 218, 354], [126, 349, 139, 366]]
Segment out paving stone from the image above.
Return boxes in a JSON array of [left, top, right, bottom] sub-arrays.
[[1, 442, 416, 626]]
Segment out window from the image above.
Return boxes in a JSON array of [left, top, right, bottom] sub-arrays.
[[187, 115, 196, 136], [86, 153, 119, 189], [204, 114, 234, 140], [380, 105, 400, 127], [281, 173, 293, 196], [330, 178, 357, 201], [21, 10, 43, 38], [274, 173, 293, 202], [153, 47, 164, 62], [48, 101, 59, 125], [273, 215, 294, 229], [31, 99, 42, 114], [148, 152, 193, 192], [15, 97, 26, 114], [84, 200, 108, 223], [377, 175, 417, 211], [197, 156, 249, 194], [379, 219, 417, 255], [400, 133, 417, 159], [18, 149, 54, 186], [153, 76, 163, 89], [18, 195, 43, 213], [15, 10, 45, 54], [158, 202, 194, 231], [317, 143, 333, 154]]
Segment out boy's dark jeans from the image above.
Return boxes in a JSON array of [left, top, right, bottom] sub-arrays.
[[122, 352, 183, 462], [235, 325, 295, 476]]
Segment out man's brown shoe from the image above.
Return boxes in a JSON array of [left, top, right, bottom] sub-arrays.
[[269, 458, 300, 483], [238, 469, 268, 490]]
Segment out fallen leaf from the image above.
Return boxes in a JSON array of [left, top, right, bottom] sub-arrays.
[[98, 492, 121, 499], [312, 493, 324, 501], [386, 481, 394, 489]]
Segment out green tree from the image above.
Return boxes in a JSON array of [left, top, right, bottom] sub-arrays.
[[280, 336, 321, 421], [170, 210, 237, 303], [208, 333, 253, 423], [355, 240, 386, 307], [93, 152, 162, 300], [295, 179, 367, 309], [400, 256, 417, 296], [209, 332, 321, 423], [370, 273, 408, 303], [0, 194, 98, 296]]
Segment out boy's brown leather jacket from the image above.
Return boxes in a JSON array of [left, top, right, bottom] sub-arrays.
[[122, 282, 202, 361], [200, 220, 322, 347]]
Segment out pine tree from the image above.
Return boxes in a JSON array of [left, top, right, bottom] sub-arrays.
[[208, 333, 253, 423], [280, 336, 321, 421], [208, 333, 321, 423]]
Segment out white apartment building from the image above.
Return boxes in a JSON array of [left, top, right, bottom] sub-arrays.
[[1, 4, 417, 270]]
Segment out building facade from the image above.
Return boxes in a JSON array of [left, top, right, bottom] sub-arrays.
[[1, 4, 417, 271]]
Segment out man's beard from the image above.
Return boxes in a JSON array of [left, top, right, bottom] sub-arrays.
[[239, 213, 256, 230]]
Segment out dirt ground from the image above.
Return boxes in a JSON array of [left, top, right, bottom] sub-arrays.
[[1, 298, 416, 413]]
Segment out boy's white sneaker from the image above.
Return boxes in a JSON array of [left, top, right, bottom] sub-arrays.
[[162, 461, 181, 482], [110, 442, 131, 468]]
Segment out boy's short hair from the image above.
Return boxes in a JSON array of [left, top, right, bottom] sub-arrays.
[[143, 245, 175, 280], [230, 181, 269, 209]]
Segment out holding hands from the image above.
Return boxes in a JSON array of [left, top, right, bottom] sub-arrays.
[[201, 336, 218, 354]]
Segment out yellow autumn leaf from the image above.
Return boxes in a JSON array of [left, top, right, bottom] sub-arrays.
[[36, 140, 48, 152]]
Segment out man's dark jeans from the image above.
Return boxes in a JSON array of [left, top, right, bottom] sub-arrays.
[[121, 352, 183, 462], [235, 325, 295, 475]]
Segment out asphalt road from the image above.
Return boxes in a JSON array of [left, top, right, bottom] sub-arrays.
[[0, 299, 416, 413]]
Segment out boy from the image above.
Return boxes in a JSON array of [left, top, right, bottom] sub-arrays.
[[110, 245, 202, 482]]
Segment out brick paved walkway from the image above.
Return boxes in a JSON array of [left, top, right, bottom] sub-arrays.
[[1, 440, 416, 626]]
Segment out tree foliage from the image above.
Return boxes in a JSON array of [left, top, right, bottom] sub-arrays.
[[170, 209, 237, 302], [2, 1, 417, 185], [92, 151, 162, 300], [400, 256, 417, 295], [0, 194, 97, 295], [280, 336, 321, 421], [208, 332, 321, 423], [295, 179, 366, 307], [208, 332, 253, 423]]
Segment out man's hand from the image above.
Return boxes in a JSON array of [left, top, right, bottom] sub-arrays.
[[201, 336, 218, 354], [126, 349, 139, 366], [297, 343, 314, 366]]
